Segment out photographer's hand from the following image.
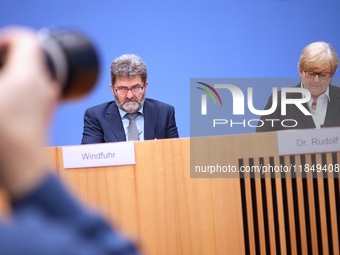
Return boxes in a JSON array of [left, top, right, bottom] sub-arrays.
[[0, 27, 61, 199]]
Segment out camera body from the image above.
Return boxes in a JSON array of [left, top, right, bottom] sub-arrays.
[[0, 29, 100, 100]]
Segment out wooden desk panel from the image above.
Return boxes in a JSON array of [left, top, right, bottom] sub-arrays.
[[1, 134, 339, 255]]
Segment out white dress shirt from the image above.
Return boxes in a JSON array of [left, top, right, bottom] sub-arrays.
[[302, 84, 330, 128]]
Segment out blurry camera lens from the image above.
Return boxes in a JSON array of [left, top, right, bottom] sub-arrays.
[[38, 29, 100, 100], [0, 28, 100, 100]]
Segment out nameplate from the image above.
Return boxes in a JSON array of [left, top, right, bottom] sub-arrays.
[[277, 127, 340, 155], [62, 142, 135, 169]]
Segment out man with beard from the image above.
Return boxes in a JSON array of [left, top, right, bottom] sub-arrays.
[[81, 54, 179, 144]]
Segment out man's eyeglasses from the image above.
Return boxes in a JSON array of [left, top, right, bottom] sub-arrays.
[[304, 71, 331, 80], [114, 85, 144, 95]]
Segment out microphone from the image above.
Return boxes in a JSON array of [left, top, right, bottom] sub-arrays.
[[0, 28, 100, 100]]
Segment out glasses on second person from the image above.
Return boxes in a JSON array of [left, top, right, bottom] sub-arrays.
[[304, 70, 331, 80]]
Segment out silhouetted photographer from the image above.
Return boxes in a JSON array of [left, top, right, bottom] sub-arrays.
[[0, 26, 140, 255]]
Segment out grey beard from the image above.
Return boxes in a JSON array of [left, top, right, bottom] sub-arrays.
[[115, 98, 145, 113]]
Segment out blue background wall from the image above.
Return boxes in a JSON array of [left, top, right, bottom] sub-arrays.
[[1, 0, 339, 145]]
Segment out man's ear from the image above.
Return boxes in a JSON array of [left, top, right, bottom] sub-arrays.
[[110, 84, 114, 94]]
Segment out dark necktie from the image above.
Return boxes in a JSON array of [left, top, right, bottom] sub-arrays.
[[125, 113, 139, 141]]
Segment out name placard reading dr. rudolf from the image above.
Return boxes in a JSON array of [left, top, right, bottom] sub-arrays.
[[277, 127, 340, 156]]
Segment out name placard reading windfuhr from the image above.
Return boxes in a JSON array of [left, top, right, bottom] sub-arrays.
[[277, 127, 340, 156], [62, 142, 135, 169]]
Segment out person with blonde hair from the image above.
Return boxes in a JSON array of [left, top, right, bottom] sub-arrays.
[[256, 41, 340, 132]]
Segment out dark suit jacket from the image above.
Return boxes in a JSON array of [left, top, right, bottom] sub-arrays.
[[81, 98, 179, 144], [0, 174, 139, 254], [256, 84, 340, 132]]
